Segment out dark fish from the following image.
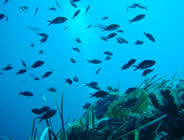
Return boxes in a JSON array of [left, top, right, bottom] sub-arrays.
[[0, 14, 5, 20], [101, 36, 108, 42], [31, 60, 44, 68], [37, 33, 48, 43], [89, 90, 108, 98], [34, 8, 39, 16], [117, 29, 124, 33], [142, 69, 154, 77], [128, 3, 147, 11], [2, 65, 13, 71], [75, 38, 81, 43], [144, 32, 155, 42], [70, 58, 76, 63], [101, 16, 108, 20], [105, 56, 111, 60], [129, 14, 146, 24], [34, 77, 40, 81], [106, 32, 117, 39], [16, 69, 27, 75], [85, 82, 98, 87], [121, 59, 136, 70], [83, 102, 91, 109], [30, 43, 35, 47], [88, 59, 102, 64], [107, 86, 113, 91], [42, 71, 53, 79], [70, 2, 78, 8], [134, 60, 156, 71], [32, 106, 50, 115], [4, 0, 8, 4], [104, 51, 113, 56], [85, 5, 90, 14], [48, 17, 67, 25], [117, 37, 128, 44], [72, 9, 80, 19], [32, 109, 41, 115], [103, 24, 120, 31], [56, 1, 61, 8], [96, 68, 101, 74], [72, 47, 80, 53], [65, 78, 72, 85], [73, 76, 79, 82], [135, 40, 144, 45], [39, 50, 44, 54], [86, 25, 92, 29], [19, 91, 33, 96], [125, 87, 137, 94], [20, 6, 29, 12], [71, 0, 80, 2], [21, 60, 27, 67], [48, 87, 56, 93], [38, 109, 56, 123], [49, 7, 57, 11]]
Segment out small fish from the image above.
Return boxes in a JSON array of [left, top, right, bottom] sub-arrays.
[[85, 82, 98, 87], [16, 69, 27, 75], [101, 36, 108, 42], [135, 40, 144, 45], [2, 65, 13, 71], [56, 1, 61, 8], [105, 56, 111, 60], [70, 58, 76, 63], [20, 6, 29, 12], [5, 17, 8, 21], [34, 77, 40, 81], [142, 69, 154, 77], [85, 5, 90, 14], [49, 7, 57, 11], [19, 91, 33, 96], [65, 78, 72, 85], [72, 9, 80, 19], [30, 43, 35, 47], [75, 38, 81, 43], [39, 50, 44, 54], [144, 32, 155, 42], [31, 60, 44, 68], [104, 51, 113, 56], [48, 17, 67, 25], [83, 102, 91, 109], [27, 26, 41, 32], [71, 0, 80, 2], [86, 25, 92, 29], [107, 86, 113, 91], [117, 29, 124, 33], [32, 106, 50, 115], [34, 8, 39, 16], [89, 90, 108, 98], [128, 3, 147, 11], [101, 16, 108, 20], [125, 87, 137, 94], [134, 60, 156, 71], [72, 47, 80, 53], [121, 59, 136, 70], [38, 109, 56, 123], [103, 24, 120, 31], [106, 32, 117, 39], [42, 71, 53, 79], [87, 59, 102, 64], [4, 0, 8, 4], [129, 14, 146, 24], [0, 14, 5, 20], [70, 2, 78, 8], [48, 87, 56, 93], [21, 60, 27, 67], [37, 33, 48, 43], [117, 37, 128, 44], [96, 68, 101, 74], [73, 76, 79, 82]]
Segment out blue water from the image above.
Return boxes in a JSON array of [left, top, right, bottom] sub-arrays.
[[0, 0, 184, 139]]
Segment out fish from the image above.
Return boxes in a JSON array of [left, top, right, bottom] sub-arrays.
[[72, 9, 80, 19], [2, 65, 13, 71], [101, 16, 108, 20], [31, 60, 44, 68], [48, 17, 67, 25], [89, 90, 108, 98], [30, 43, 35, 47], [42, 71, 53, 79], [72, 47, 80, 53], [86, 25, 92, 29], [125, 87, 137, 94], [105, 56, 111, 60], [34, 77, 40, 81], [65, 78, 72, 85], [19, 91, 33, 96], [71, 0, 80, 2], [70, 58, 76, 63], [135, 40, 144, 45], [76, 38, 81, 43], [134, 60, 156, 71], [85, 82, 98, 87], [49, 7, 57, 11], [128, 3, 147, 10], [107, 86, 113, 91], [142, 69, 154, 77], [85, 5, 90, 14], [70, 2, 78, 8], [34, 8, 39, 16], [144, 32, 155, 42], [16, 69, 27, 75], [101, 36, 108, 42], [103, 24, 120, 31], [39, 50, 44, 54], [38, 109, 56, 123], [27, 26, 41, 32], [4, 0, 8, 4], [32, 106, 50, 115], [121, 59, 136, 70], [117, 37, 128, 44], [56, 1, 61, 8], [106, 32, 117, 39], [5, 17, 8, 21], [37, 33, 48, 43], [0, 14, 5, 20], [87, 59, 102, 64], [96, 68, 101, 74], [117, 29, 124, 33], [104, 51, 113, 56], [48, 87, 57, 93], [21, 60, 27, 67], [129, 14, 146, 24], [73, 76, 79, 82], [83, 102, 91, 109], [20, 6, 29, 12]]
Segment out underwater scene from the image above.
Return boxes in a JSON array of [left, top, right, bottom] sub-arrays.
[[1, 0, 184, 139]]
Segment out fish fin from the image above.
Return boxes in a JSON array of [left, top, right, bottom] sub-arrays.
[[89, 93, 94, 98], [128, 20, 133, 24]]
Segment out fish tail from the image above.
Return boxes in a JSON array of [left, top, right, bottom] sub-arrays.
[[128, 20, 133, 24], [48, 21, 52, 25], [132, 65, 139, 71], [89, 93, 94, 98]]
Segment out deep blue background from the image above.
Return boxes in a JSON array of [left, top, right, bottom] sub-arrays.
[[0, 0, 184, 139]]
